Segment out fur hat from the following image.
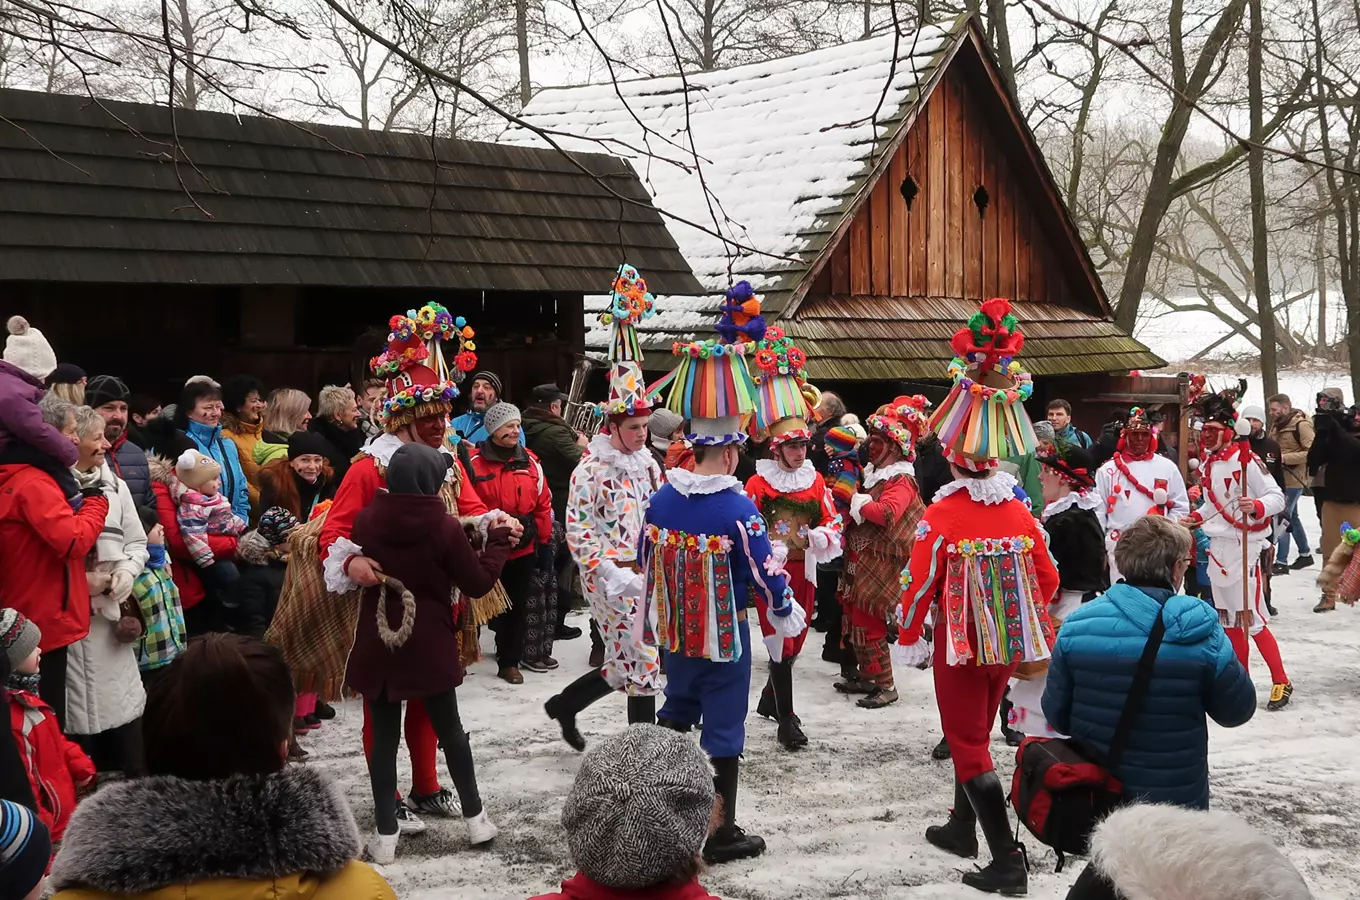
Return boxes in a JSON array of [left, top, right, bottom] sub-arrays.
[[562, 724, 715, 889], [0, 608, 41, 672], [482, 402, 521, 438], [1091, 804, 1311, 900], [4, 315, 57, 381], [175, 449, 222, 491]]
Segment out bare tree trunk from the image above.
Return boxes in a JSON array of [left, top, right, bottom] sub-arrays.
[[863, 0, 872, 38], [985, 0, 1014, 91], [1114, 0, 1248, 333], [176, 0, 198, 108], [1247, 0, 1277, 394], [702, 0, 716, 69], [516, 0, 531, 107], [1317, 221, 1328, 351]]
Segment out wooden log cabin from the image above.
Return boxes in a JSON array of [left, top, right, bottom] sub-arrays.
[[0, 89, 700, 402], [516, 13, 1164, 434]]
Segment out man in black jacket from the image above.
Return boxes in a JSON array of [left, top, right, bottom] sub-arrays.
[[521, 384, 587, 640], [1308, 389, 1360, 611]]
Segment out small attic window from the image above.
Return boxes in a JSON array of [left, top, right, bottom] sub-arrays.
[[973, 185, 990, 218], [900, 175, 919, 209]]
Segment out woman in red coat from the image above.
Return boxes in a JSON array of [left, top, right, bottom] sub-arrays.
[[467, 404, 554, 684], [346, 442, 510, 864], [0, 397, 109, 730]]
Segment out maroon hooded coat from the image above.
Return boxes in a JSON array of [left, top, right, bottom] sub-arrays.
[[345, 491, 510, 700]]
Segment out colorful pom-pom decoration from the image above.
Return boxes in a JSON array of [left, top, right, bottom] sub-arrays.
[[1342, 522, 1360, 548]]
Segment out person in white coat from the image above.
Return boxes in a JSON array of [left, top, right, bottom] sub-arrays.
[[1093, 407, 1188, 581], [1182, 387, 1293, 711], [66, 406, 149, 776]]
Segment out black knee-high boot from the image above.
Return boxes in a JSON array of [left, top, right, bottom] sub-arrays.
[[702, 757, 766, 864], [960, 770, 1028, 895], [756, 671, 776, 720], [770, 658, 807, 749], [926, 779, 978, 858], [544, 669, 613, 751], [626, 694, 655, 725]]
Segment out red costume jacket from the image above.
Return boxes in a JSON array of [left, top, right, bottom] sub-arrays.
[[8, 688, 95, 843], [899, 478, 1060, 667]]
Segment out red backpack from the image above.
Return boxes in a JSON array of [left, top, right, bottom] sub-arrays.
[[1010, 604, 1166, 871]]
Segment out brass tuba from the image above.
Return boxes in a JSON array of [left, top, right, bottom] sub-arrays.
[[564, 353, 608, 434]]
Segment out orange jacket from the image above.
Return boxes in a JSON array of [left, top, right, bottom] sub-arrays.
[[467, 447, 553, 559]]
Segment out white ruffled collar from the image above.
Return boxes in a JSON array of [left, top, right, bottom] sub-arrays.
[[587, 433, 655, 479], [863, 460, 915, 490], [933, 470, 1020, 506], [362, 433, 455, 481], [1042, 490, 1101, 521], [755, 458, 816, 492], [667, 469, 742, 497]]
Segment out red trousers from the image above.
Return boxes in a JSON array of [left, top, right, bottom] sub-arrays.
[[361, 697, 442, 797], [935, 648, 1017, 782], [1225, 626, 1289, 684], [755, 565, 817, 659]]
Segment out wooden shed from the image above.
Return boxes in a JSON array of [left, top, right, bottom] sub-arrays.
[[515, 14, 1163, 425], [0, 88, 700, 400]]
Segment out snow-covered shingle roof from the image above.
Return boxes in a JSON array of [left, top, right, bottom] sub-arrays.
[[508, 17, 966, 352]]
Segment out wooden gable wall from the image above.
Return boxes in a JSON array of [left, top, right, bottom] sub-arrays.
[[807, 50, 1079, 307]]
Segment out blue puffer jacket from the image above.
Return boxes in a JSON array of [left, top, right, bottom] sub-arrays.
[[1042, 582, 1256, 810], [184, 419, 250, 522]]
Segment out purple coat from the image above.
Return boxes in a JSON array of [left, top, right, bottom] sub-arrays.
[[345, 491, 510, 701], [0, 361, 78, 467]]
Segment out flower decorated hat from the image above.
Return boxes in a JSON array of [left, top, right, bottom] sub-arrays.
[[750, 326, 820, 447], [930, 298, 1038, 471], [369, 302, 477, 432], [664, 287, 761, 446], [598, 263, 660, 418], [868, 395, 930, 460]]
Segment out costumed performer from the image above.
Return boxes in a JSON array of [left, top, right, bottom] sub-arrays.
[[268, 304, 520, 834], [835, 396, 928, 709], [1093, 407, 1188, 582], [546, 265, 664, 750], [894, 298, 1060, 896], [1181, 382, 1292, 711], [1007, 443, 1108, 739], [745, 325, 842, 749], [642, 325, 801, 865]]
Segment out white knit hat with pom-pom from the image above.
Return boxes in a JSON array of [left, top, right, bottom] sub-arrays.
[[4, 316, 58, 381]]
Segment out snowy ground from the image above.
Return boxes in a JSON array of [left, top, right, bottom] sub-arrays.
[[300, 501, 1360, 900]]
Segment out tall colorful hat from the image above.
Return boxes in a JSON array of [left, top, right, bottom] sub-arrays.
[[598, 264, 659, 418], [929, 298, 1038, 471], [369, 303, 477, 432], [664, 288, 761, 446], [750, 326, 820, 447], [868, 395, 930, 460]]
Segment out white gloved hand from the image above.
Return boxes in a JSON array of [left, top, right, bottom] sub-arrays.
[[894, 602, 907, 628], [87, 571, 112, 597], [890, 636, 931, 669], [849, 493, 873, 525], [109, 569, 134, 604], [770, 592, 808, 638], [623, 569, 646, 600]]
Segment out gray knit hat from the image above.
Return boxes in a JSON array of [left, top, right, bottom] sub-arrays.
[[648, 408, 684, 443], [0, 608, 41, 672], [562, 724, 715, 889], [1032, 419, 1055, 444], [482, 402, 522, 438]]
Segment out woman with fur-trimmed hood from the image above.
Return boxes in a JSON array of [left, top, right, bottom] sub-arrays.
[[48, 634, 395, 900]]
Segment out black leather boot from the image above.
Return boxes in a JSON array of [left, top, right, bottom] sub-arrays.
[[544, 669, 613, 751], [626, 694, 656, 725], [960, 770, 1028, 895], [771, 658, 808, 749], [702, 757, 766, 864], [756, 673, 777, 721], [926, 780, 977, 858]]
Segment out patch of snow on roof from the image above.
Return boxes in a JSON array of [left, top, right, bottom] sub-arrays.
[[508, 23, 954, 328]]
